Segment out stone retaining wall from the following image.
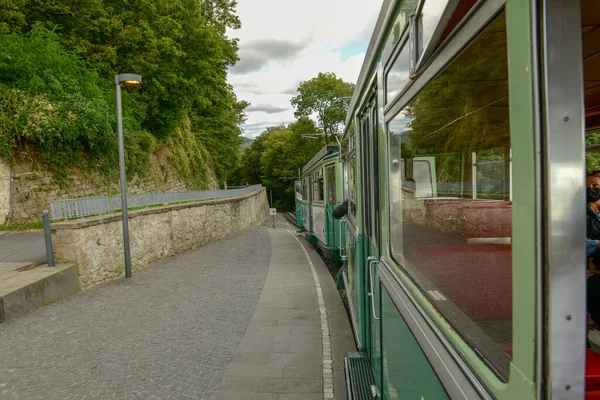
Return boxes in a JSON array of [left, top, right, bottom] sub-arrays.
[[52, 187, 269, 288], [0, 154, 196, 224]]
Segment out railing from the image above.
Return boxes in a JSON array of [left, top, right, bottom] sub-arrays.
[[50, 184, 263, 220]]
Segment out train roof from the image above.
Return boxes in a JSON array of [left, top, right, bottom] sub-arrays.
[[302, 145, 339, 175], [344, 0, 393, 128]]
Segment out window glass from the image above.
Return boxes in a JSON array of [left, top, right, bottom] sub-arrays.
[[416, 0, 451, 65], [295, 182, 302, 201], [348, 152, 357, 216], [313, 172, 324, 202], [319, 177, 324, 201], [587, 132, 600, 170], [302, 179, 308, 200], [388, 12, 512, 380], [327, 166, 336, 204], [386, 39, 411, 104]]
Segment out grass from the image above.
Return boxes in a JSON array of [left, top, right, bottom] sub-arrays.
[[1, 220, 44, 232]]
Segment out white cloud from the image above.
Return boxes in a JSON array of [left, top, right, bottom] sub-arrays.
[[228, 0, 383, 138]]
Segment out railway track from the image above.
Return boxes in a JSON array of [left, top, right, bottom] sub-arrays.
[[283, 211, 298, 227]]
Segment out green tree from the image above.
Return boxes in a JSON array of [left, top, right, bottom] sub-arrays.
[[291, 72, 354, 143], [0, 24, 117, 182], [0, 0, 248, 185], [230, 119, 324, 210]]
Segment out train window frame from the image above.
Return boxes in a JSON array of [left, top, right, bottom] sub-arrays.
[[411, 0, 461, 73], [383, 5, 521, 386], [385, 33, 412, 106], [347, 150, 358, 219], [312, 170, 324, 204], [327, 165, 337, 204]]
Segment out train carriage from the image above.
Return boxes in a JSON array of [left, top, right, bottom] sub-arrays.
[[337, 0, 599, 399], [296, 145, 346, 262]]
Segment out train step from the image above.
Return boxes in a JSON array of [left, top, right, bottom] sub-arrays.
[[344, 352, 378, 399]]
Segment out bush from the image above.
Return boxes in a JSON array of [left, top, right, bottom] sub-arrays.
[[0, 24, 116, 182]]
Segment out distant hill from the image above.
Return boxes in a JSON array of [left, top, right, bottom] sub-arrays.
[[242, 136, 254, 148]]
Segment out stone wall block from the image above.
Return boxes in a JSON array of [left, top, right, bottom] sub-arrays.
[[52, 188, 269, 289]]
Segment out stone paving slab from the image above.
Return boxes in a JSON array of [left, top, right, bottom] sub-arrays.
[[0, 227, 272, 400], [0, 231, 46, 263], [0, 263, 80, 323], [205, 229, 357, 400]]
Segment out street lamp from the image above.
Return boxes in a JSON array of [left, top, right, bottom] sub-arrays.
[[114, 73, 142, 279]]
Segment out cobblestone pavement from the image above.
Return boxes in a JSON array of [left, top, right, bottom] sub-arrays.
[[0, 227, 271, 400]]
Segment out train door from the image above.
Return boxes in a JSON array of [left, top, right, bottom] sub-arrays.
[[361, 95, 383, 388], [294, 181, 303, 227], [326, 164, 338, 250]]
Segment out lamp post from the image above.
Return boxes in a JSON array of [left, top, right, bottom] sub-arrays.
[[115, 73, 142, 279]]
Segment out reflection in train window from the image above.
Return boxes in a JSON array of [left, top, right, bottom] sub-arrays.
[[387, 12, 512, 380], [386, 38, 411, 104]]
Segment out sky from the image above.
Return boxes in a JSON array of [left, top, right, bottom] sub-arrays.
[[227, 0, 383, 139]]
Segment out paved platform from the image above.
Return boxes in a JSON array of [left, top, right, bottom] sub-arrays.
[[0, 231, 47, 263], [0, 226, 355, 399], [0, 262, 80, 323], [205, 229, 355, 400]]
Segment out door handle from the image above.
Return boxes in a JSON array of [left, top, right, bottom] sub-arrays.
[[367, 256, 380, 320]]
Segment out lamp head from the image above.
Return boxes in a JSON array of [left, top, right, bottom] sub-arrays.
[[115, 73, 142, 85]]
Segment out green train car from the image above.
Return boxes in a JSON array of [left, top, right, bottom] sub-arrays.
[[338, 0, 598, 399], [295, 145, 346, 262]]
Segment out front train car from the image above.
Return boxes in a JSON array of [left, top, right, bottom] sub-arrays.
[[339, 0, 597, 399], [301, 145, 345, 262]]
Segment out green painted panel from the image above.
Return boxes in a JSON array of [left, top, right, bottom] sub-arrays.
[[357, 234, 368, 348], [346, 226, 363, 348], [295, 201, 306, 229], [368, 238, 382, 393], [325, 204, 336, 247], [381, 288, 449, 400], [505, 0, 537, 387]]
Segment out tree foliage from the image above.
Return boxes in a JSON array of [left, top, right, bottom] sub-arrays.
[[230, 119, 324, 210], [291, 72, 354, 143], [0, 0, 247, 185], [0, 25, 117, 181]]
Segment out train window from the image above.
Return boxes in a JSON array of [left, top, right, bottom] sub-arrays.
[[413, 0, 457, 70], [302, 179, 308, 201], [348, 152, 357, 216], [295, 182, 302, 201], [386, 38, 411, 104], [313, 172, 324, 202], [587, 132, 600, 170], [387, 12, 512, 379], [327, 166, 336, 204]]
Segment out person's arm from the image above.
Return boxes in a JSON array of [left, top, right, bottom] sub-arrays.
[[333, 200, 348, 219]]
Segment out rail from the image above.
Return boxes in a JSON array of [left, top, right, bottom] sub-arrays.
[[50, 184, 263, 220]]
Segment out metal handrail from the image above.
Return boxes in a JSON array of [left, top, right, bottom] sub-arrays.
[[50, 184, 263, 220], [339, 218, 347, 260], [367, 256, 380, 320]]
